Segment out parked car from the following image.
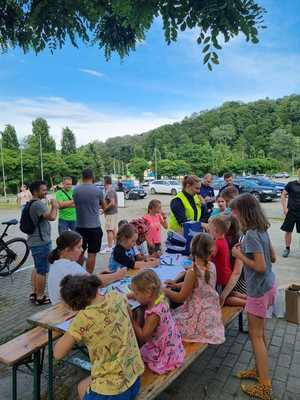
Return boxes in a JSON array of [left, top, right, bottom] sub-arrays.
[[125, 186, 147, 200], [245, 176, 284, 194], [235, 179, 278, 202], [149, 180, 182, 195], [273, 172, 289, 178]]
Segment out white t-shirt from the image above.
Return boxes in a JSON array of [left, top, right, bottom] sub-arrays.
[[48, 259, 87, 304]]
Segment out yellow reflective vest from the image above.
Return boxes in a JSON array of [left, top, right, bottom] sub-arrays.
[[168, 191, 201, 233]]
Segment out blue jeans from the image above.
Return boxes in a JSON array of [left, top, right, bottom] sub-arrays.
[[58, 219, 76, 235], [83, 378, 140, 400], [30, 242, 52, 275]]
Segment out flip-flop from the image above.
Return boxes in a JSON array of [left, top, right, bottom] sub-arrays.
[[29, 293, 37, 303], [35, 296, 51, 306]]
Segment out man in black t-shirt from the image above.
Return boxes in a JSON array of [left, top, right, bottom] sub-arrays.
[[219, 172, 241, 194], [280, 168, 300, 257]]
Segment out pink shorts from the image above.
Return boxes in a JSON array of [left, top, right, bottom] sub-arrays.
[[245, 284, 277, 318]]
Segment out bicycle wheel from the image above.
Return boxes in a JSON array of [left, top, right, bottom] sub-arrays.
[[0, 238, 29, 276]]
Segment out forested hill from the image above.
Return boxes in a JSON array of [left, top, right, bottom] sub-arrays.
[[1, 95, 300, 193], [101, 94, 300, 178]]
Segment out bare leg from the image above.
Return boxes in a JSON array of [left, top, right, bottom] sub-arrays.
[[35, 273, 46, 299], [248, 312, 269, 382], [31, 269, 37, 293], [78, 376, 91, 400], [107, 230, 114, 248], [285, 231, 292, 248], [86, 253, 96, 274]]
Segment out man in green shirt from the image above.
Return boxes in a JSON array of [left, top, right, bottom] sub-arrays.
[[56, 177, 76, 235]]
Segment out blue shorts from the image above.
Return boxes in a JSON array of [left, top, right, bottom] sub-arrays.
[[58, 219, 76, 235], [83, 378, 140, 400], [30, 242, 52, 275]]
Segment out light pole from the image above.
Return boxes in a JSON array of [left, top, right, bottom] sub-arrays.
[[20, 146, 24, 187], [0, 135, 7, 198], [39, 133, 44, 180]]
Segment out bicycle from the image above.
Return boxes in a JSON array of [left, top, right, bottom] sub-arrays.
[[0, 219, 29, 277]]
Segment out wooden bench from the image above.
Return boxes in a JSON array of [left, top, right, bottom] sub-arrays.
[[137, 306, 243, 400], [0, 327, 61, 400]]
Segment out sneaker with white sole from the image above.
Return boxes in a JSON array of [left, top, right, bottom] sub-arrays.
[[282, 248, 290, 258], [100, 247, 113, 254]]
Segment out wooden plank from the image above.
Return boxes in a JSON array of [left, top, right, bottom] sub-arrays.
[[136, 306, 243, 400], [0, 328, 61, 366], [27, 303, 75, 330]]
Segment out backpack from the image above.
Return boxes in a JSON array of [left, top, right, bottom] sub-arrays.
[[20, 200, 43, 239]]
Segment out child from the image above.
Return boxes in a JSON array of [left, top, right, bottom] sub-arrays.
[[209, 216, 232, 289], [130, 270, 185, 374], [129, 218, 151, 260], [219, 215, 247, 307], [210, 194, 231, 217], [53, 275, 144, 400], [109, 224, 159, 272], [220, 186, 239, 208], [144, 200, 168, 255], [230, 193, 276, 400], [48, 231, 127, 304], [164, 233, 225, 344]]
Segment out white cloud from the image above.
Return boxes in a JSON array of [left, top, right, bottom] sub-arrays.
[[79, 69, 105, 78], [0, 97, 184, 147]]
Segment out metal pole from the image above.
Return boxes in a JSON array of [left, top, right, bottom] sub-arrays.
[[20, 147, 24, 187], [154, 147, 158, 179], [39, 134, 44, 180], [113, 159, 116, 175], [0, 138, 6, 198]]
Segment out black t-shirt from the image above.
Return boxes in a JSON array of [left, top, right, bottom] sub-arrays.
[[112, 244, 135, 269], [286, 180, 300, 212]]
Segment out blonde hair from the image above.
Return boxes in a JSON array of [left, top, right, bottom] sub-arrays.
[[191, 233, 214, 284], [209, 216, 229, 235], [131, 269, 161, 298], [148, 199, 161, 213], [182, 175, 200, 190]]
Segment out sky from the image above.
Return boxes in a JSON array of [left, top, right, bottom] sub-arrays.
[[0, 0, 299, 147]]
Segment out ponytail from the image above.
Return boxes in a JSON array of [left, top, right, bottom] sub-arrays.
[[48, 231, 82, 264], [48, 248, 61, 264], [191, 233, 214, 284]]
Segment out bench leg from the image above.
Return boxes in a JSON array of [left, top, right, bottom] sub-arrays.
[[12, 365, 17, 400], [33, 351, 41, 400], [48, 330, 54, 400]]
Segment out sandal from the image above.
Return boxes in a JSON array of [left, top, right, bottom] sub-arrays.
[[35, 295, 51, 306], [29, 293, 37, 303], [241, 382, 272, 400], [235, 368, 258, 380]]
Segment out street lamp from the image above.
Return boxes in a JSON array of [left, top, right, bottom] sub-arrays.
[[0, 134, 7, 198], [39, 133, 44, 180]]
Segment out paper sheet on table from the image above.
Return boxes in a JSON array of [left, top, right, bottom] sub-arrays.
[[55, 318, 73, 332], [160, 254, 183, 266], [152, 265, 185, 284], [99, 277, 140, 310]]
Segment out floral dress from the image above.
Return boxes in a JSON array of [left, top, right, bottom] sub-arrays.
[[172, 262, 225, 344], [141, 300, 185, 375]]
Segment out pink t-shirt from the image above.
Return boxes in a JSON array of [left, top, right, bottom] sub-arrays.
[[144, 213, 163, 245]]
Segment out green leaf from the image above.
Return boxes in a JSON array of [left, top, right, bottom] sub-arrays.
[[251, 37, 259, 44], [211, 57, 219, 64], [202, 44, 210, 53], [203, 36, 210, 44], [203, 52, 210, 64], [180, 22, 186, 31], [197, 37, 202, 44], [208, 62, 212, 71]]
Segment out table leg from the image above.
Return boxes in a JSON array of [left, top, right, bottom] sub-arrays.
[[48, 330, 54, 400], [12, 365, 17, 400], [33, 350, 41, 400]]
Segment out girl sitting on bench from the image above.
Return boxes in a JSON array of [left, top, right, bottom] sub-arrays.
[[54, 274, 144, 400], [164, 233, 225, 344], [130, 269, 185, 374]]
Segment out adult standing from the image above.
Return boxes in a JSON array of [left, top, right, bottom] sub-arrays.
[[27, 181, 58, 305], [219, 172, 241, 194], [55, 176, 76, 235], [101, 175, 118, 253], [74, 168, 105, 273], [200, 173, 216, 220], [169, 175, 202, 234], [280, 168, 300, 257], [17, 184, 32, 210]]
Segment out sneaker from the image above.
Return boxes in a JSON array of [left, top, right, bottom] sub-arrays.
[[235, 368, 258, 380], [241, 382, 272, 400], [100, 247, 113, 254], [282, 248, 290, 258]]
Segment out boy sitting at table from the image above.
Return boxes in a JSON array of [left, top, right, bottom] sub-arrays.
[[54, 274, 144, 400]]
